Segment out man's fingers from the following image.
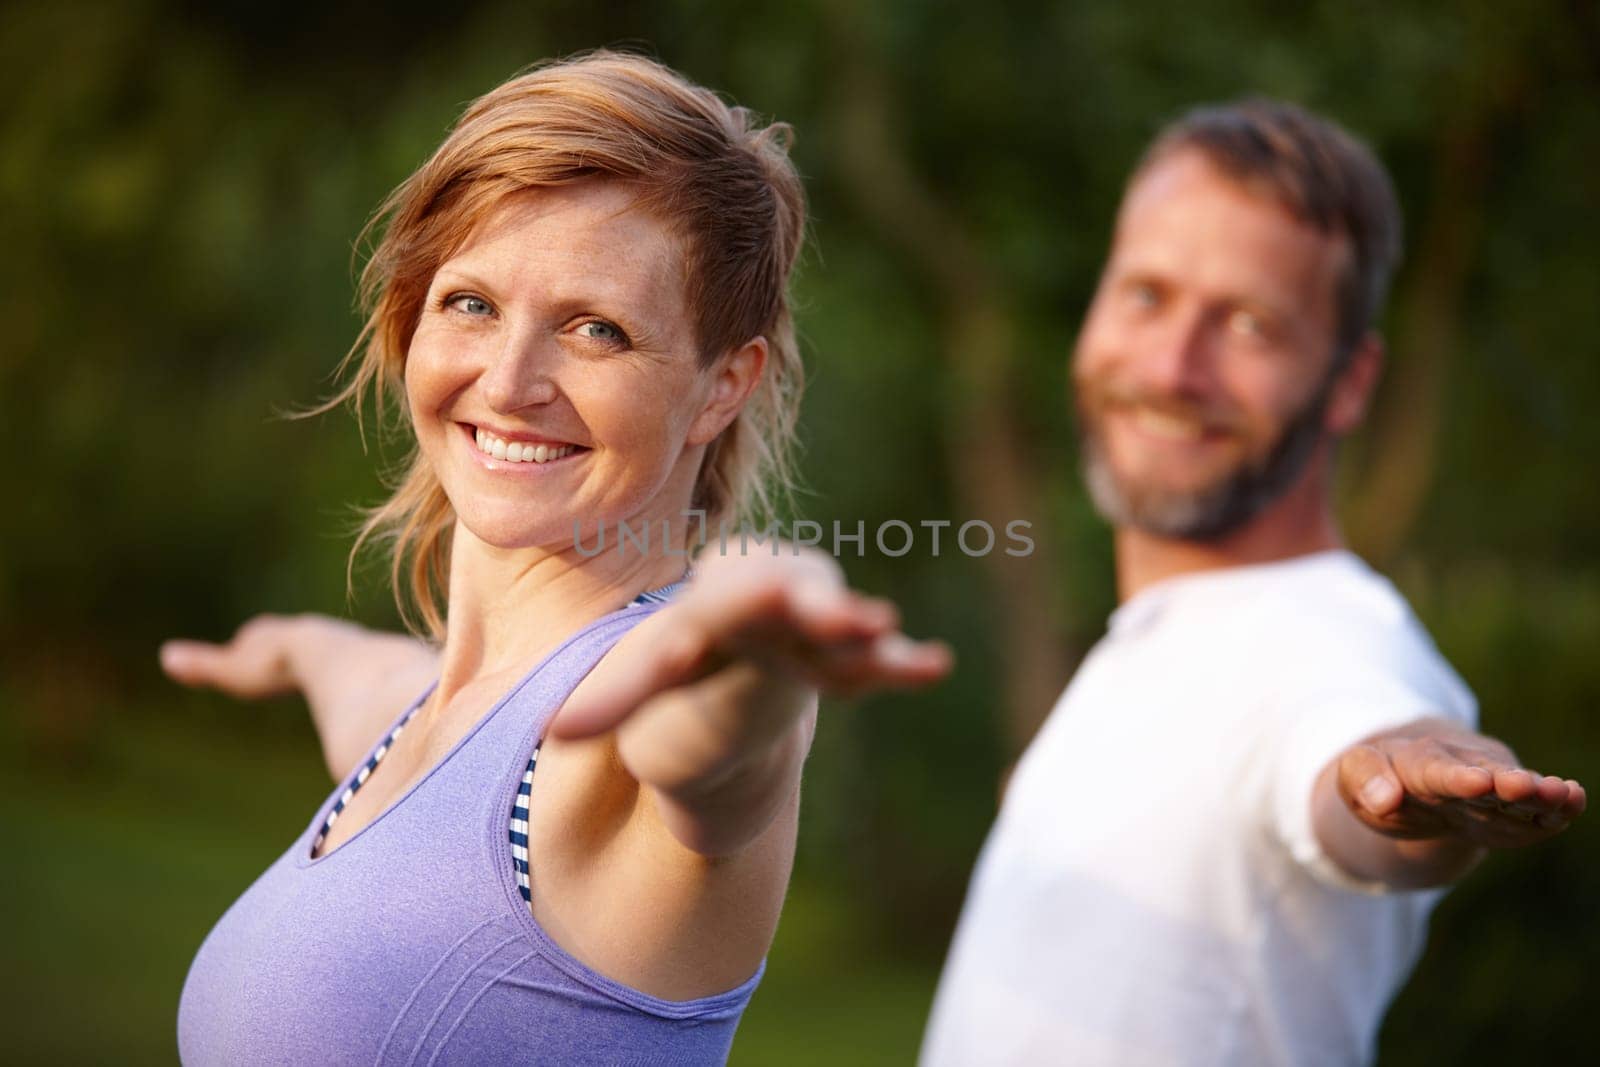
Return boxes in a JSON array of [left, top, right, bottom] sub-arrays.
[[1440, 762, 1496, 799], [1385, 739, 1492, 803], [1339, 744, 1403, 817], [1487, 768, 1541, 805], [1423, 745, 1486, 800], [1346, 725, 1588, 847], [1561, 780, 1587, 818], [1420, 766, 1584, 844], [1458, 769, 1568, 818], [1527, 773, 1574, 809], [1435, 745, 1573, 813]]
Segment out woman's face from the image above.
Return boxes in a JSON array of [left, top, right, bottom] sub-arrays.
[[404, 181, 760, 553]]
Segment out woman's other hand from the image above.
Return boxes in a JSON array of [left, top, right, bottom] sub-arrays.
[[160, 615, 305, 699], [160, 615, 439, 780]]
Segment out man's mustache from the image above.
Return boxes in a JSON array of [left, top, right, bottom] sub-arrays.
[[1077, 377, 1248, 437]]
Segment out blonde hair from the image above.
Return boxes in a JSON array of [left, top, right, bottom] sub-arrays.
[[330, 51, 807, 640]]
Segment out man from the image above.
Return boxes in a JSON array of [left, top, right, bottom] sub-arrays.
[[918, 100, 1585, 1065]]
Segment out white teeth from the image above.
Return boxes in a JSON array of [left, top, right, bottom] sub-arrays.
[[474, 429, 576, 464], [1132, 408, 1204, 442]]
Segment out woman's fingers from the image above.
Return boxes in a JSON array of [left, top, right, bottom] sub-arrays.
[[780, 582, 898, 645], [158, 639, 288, 699], [159, 639, 228, 686], [809, 631, 952, 697], [683, 624, 949, 707], [555, 549, 953, 740], [550, 622, 714, 740], [158, 615, 297, 699]]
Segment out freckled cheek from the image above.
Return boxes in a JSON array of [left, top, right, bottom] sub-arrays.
[[588, 391, 689, 471], [399, 356, 443, 451], [402, 331, 476, 435]]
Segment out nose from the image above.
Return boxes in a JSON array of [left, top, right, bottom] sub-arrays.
[[479, 329, 560, 414], [1135, 306, 1216, 398]]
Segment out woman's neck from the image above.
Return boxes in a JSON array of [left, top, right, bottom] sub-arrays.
[[432, 520, 690, 706]]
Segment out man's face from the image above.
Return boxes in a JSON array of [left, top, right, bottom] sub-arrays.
[[1072, 149, 1351, 541]]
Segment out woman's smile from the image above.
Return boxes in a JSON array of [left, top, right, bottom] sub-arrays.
[[462, 422, 589, 470]]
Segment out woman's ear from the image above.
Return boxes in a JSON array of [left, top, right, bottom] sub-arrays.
[[687, 336, 767, 446]]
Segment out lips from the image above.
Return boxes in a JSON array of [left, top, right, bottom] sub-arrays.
[[1081, 377, 1241, 445], [464, 423, 587, 465], [1125, 406, 1206, 442]]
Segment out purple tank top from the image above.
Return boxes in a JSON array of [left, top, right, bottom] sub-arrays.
[[177, 603, 762, 1065]]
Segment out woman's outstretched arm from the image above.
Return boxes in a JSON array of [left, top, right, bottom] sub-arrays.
[[161, 616, 440, 781], [551, 547, 952, 857]]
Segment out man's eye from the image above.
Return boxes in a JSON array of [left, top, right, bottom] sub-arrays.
[[576, 321, 626, 345], [1228, 309, 1265, 337], [1128, 283, 1159, 309], [447, 294, 493, 316]]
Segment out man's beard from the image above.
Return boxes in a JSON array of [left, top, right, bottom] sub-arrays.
[[1077, 372, 1335, 543]]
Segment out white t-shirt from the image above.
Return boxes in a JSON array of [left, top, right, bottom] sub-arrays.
[[921, 550, 1476, 1067]]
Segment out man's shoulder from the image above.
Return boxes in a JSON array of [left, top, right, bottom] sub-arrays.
[[1241, 553, 1475, 720], [1233, 551, 1415, 647]]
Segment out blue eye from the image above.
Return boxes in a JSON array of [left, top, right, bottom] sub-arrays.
[[445, 293, 493, 316], [577, 321, 626, 345]]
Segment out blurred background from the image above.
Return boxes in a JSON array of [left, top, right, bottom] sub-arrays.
[[3, 0, 1597, 1062]]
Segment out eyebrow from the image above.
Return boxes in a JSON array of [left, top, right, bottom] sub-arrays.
[[433, 262, 667, 313], [429, 267, 498, 295], [1115, 269, 1167, 288]]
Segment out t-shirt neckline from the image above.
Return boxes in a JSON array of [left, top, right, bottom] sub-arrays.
[[1107, 548, 1361, 637]]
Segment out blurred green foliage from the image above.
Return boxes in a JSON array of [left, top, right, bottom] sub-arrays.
[[2, 0, 1596, 1062]]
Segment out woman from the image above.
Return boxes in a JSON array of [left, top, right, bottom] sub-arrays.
[[162, 51, 948, 1065]]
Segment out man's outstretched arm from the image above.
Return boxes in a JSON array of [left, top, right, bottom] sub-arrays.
[[1312, 718, 1586, 889]]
